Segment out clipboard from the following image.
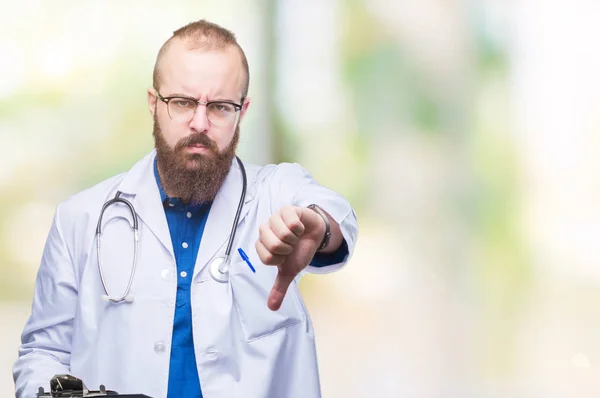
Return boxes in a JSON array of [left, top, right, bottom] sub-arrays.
[[36, 374, 153, 397]]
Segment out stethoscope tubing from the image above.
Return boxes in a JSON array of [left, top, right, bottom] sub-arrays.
[[219, 156, 247, 272], [96, 192, 139, 303], [96, 157, 247, 301]]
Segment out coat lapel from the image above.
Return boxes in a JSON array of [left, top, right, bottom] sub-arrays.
[[117, 151, 175, 260]]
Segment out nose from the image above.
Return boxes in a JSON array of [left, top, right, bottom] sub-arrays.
[[189, 104, 210, 133]]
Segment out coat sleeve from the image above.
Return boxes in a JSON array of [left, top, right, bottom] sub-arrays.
[[269, 163, 358, 274], [13, 202, 78, 398]]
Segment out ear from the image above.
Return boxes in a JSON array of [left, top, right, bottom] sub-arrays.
[[147, 88, 157, 117], [238, 97, 251, 124]]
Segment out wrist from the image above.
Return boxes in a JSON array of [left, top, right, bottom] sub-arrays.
[[307, 204, 331, 252]]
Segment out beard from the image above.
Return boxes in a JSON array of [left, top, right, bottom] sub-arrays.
[[153, 115, 240, 204]]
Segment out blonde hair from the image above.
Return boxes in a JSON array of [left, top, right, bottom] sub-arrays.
[[153, 19, 249, 100]]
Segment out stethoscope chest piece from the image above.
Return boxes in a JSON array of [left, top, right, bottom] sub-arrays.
[[210, 257, 230, 283]]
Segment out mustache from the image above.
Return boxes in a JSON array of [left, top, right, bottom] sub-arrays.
[[175, 133, 219, 153]]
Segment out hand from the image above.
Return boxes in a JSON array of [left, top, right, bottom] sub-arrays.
[[255, 205, 326, 311]]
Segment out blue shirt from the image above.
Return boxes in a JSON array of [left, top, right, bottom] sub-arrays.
[[155, 161, 209, 398], [154, 159, 348, 397]]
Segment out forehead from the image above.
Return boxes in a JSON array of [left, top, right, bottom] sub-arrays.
[[159, 39, 245, 100]]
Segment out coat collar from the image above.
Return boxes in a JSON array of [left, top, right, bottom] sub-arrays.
[[116, 150, 257, 271]]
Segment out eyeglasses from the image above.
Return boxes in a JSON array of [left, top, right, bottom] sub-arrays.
[[156, 91, 243, 126]]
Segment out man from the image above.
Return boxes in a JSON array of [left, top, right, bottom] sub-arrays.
[[13, 20, 357, 398]]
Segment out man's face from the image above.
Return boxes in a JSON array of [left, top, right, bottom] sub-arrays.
[[147, 39, 250, 202]]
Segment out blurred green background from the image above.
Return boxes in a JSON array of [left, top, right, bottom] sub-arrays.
[[2, 0, 600, 396]]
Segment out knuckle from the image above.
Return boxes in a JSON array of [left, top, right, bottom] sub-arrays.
[[269, 242, 288, 256], [290, 219, 303, 231], [259, 222, 268, 235], [259, 246, 276, 263], [277, 229, 295, 242], [271, 209, 283, 220], [264, 241, 277, 253], [282, 205, 295, 213], [265, 252, 283, 265]]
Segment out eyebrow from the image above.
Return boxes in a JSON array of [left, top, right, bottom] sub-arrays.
[[205, 90, 236, 102], [164, 93, 196, 99], [211, 97, 239, 103], [165, 93, 239, 104]]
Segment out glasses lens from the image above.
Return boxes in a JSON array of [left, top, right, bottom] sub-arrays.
[[167, 98, 196, 122], [207, 102, 237, 125]]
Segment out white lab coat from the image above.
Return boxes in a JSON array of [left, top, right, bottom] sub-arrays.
[[13, 150, 358, 398]]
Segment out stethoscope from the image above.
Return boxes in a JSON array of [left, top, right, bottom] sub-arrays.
[[95, 156, 247, 303]]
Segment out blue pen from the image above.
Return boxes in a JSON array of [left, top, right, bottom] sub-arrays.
[[238, 248, 256, 273]]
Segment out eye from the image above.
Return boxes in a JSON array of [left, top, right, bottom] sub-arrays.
[[210, 103, 235, 113], [172, 99, 194, 108]]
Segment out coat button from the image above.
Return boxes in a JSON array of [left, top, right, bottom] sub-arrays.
[[161, 269, 170, 280], [154, 341, 166, 353]]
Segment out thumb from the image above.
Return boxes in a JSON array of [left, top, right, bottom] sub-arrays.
[[268, 270, 296, 311]]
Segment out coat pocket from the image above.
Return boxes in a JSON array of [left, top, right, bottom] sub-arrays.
[[229, 260, 305, 342]]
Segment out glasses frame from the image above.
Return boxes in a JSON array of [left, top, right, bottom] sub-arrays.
[[156, 91, 243, 125]]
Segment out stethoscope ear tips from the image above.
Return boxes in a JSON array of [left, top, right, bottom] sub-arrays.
[[125, 295, 135, 303], [101, 295, 110, 302]]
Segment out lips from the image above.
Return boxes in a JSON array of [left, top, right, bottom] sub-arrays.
[[177, 134, 217, 153]]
